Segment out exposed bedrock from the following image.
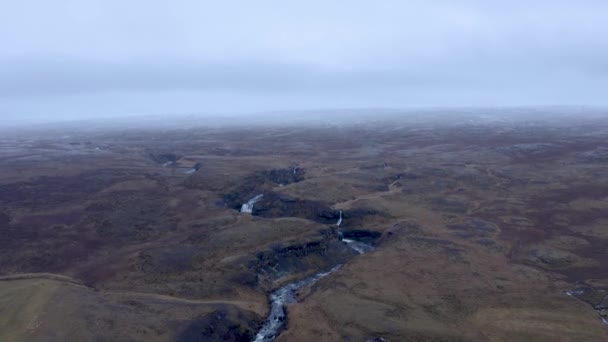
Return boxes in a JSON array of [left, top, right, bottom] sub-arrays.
[[252, 192, 385, 226], [251, 228, 380, 342], [221, 167, 306, 210], [339, 229, 382, 242], [251, 193, 338, 224], [249, 229, 353, 288]]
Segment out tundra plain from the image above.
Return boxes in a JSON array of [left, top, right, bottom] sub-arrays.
[[1, 111, 607, 341]]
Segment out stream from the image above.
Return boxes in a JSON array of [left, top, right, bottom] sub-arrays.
[[241, 194, 264, 214], [251, 235, 374, 341], [252, 264, 342, 342], [565, 287, 608, 325], [341, 238, 374, 254]]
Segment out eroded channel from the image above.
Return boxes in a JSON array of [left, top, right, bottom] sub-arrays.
[[252, 264, 342, 342], [565, 285, 608, 325], [252, 231, 376, 341]]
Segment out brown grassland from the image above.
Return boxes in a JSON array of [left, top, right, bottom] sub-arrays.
[[0, 111, 607, 341]]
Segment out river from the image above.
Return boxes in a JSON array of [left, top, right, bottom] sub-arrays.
[[251, 236, 374, 341]]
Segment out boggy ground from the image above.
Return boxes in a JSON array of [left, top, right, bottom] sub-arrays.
[[0, 112, 608, 341]]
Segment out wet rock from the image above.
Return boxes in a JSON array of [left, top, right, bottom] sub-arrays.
[[251, 236, 352, 284], [337, 229, 381, 254], [252, 264, 341, 342], [223, 188, 264, 211], [252, 192, 339, 224], [340, 229, 382, 244], [221, 168, 305, 210]]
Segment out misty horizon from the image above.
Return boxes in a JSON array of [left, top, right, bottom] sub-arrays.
[[2, 1, 608, 122]]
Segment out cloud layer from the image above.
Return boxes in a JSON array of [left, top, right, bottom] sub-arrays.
[[1, 0, 607, 121]]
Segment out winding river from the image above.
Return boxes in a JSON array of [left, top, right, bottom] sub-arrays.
[[252, 264, 342, 342], [252, 236, 374, 341]]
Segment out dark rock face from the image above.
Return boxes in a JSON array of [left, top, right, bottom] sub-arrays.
[[250, 192, 385, 227], [176, 307, 258, 342], [249, 230, 353, 285], [340, 229, 382, 244], [221, 168, 306, 210], [252, 192, 338, 224]]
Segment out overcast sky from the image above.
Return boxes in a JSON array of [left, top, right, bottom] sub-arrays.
[[1, 0, 607, 122]]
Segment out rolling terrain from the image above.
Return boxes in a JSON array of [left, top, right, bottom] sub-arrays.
[[0, 111, 607, 341]]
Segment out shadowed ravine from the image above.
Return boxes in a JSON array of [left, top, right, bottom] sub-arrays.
[[252, 238, 374, 342]]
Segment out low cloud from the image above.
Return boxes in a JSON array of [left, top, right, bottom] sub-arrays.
[[1, 0, 607, 120]]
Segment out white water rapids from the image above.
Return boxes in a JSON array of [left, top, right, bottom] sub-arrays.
[[341, 238, 374, 254], [252, 265, 342, 342], [251, 236, 375, 342], [241, 194, 264, 214]]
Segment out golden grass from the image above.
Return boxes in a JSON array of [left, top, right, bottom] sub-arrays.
[[0, 279, 59, 342]]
